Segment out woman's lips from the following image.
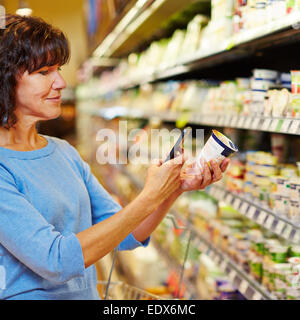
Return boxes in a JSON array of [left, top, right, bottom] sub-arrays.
[[46, 96, 61, 103]]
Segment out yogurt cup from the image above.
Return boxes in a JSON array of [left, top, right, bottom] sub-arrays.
[[290, 178, 300, 201], [196, 130, 238, 169], [289, 200, 300, 225], [291, 70, 300, 94], [251, 79, 276, 91], [253, 69, 278, 81]]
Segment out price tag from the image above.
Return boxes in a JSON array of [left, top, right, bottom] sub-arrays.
[[262, 118, 272, 131], [293, 231, 300, 243], [257, 211, 268, 225], [251, 117, 261, 129], [225, 115, 232, 126], [176, 112, 190, 128], [239, 280, 249, 294], [225, 193, 233, 204], [240, 202, 249, 215], [269, 119, 279, 132], [252, 292, 263, 301], [229, 270, 236, 281], [237, 116, 245, 128], [247, 206, 256, 219], [233, 198, 241, 210], [282, 225, 293, 240], [219, 189, 226, 199], [220, 260, 227, 271], [289, 120, 299, 134], [244, 117, 253, 128], [280, 119, 292, 133], [265, 215, 275, 229], [215, 116, 222, 126], [231, 116, 239, 127], [275, 221, 285, 234]]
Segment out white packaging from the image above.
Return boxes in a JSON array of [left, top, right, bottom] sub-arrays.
[[196, 130, 238, 169]]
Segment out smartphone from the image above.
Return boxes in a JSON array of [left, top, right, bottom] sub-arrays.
[[164, 127, 192, 163]]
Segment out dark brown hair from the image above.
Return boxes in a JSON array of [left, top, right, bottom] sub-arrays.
[[0, 15, 70, 128]]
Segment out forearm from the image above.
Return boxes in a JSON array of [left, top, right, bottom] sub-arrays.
[[132, 188, 183, 243], [76, 190, 160, 268]]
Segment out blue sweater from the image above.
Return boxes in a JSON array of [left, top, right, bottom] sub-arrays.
[[0, 136, 149, 300]]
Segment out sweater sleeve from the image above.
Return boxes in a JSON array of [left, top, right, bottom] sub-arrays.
[[80, 159, 150, 251], [0, 165, 86, 284]]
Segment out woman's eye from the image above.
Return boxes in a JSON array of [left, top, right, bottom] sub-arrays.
[[39, 70, 49, 75]]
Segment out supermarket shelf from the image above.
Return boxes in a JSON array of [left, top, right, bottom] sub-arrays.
[[208, 185, 300, 244], [105, 164, 199, 299], [171, 210, 277, 300], [151, 238, 200, 300], [115, 11, 300, 87], [116, 164, 277, 300], [113, 163, 300, 244], [107, 0, 200, 58], [82, 106, 300, 135]]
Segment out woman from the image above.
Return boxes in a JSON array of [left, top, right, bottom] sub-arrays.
[[0, 15, 229, 300]]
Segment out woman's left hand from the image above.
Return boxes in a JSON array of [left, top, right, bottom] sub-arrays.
[[180, 158, 230, 192]]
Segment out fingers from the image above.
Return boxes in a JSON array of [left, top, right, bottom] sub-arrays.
[[151, 158, 163, 166], [210, 159, 223, 182], [163, 154, 186, 168], [220, 158, 230, 172], [200, 159, 213, 186]]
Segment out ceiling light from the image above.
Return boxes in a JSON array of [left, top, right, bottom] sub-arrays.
[[16, 0, 32, 16]]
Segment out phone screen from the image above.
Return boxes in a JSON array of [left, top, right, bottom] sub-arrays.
[[164, 127, 192, 163]]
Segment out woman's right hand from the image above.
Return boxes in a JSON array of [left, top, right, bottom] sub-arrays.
[[141, 155, 186, 206]]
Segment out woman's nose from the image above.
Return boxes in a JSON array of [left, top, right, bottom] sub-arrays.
[[52, 71, 67, 90]]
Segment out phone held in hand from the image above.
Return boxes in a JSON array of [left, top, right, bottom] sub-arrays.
[[164, 127, 192, 163]]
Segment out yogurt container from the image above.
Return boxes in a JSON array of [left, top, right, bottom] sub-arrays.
[[254, 164, 278, 176], [251, 79, 276, 91], [280, 165, 298, 178], [196, 130, 238, 169], [291, 70, 300, 94], [269, 245, 289, 263], [253, 69, 278, 81], [274, 195, 290, 217], [288, 200, 300, 225], [290, 246, 300, 258], [286, 287, 300, 300], [290, 178, 300, 201]]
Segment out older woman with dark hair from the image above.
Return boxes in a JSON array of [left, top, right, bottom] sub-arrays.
[[0, 15, 229, 300]]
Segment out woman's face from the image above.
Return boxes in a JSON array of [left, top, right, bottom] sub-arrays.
[[15, 64, 66, 122]]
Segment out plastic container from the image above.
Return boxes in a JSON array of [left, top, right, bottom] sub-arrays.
[[273, 176, 290, 197], [288, 200, 300, 223], [290, 178, 300, 201], [251, 79, 276, 91], [196, 130, 238, 169], [253, 69, 278, 81], [290, 246, 300, 258], [269, 245, 289, 263], [291, 70, 300, 94], [274, 195, 290, 217]]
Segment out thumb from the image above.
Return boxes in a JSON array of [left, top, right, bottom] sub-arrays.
[[164, 154, 186, 167]]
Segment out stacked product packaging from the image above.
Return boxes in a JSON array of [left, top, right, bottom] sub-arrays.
[[77, 68, 300, 119], [224, 151, 300, 225]]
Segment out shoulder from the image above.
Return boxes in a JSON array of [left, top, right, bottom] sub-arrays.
[[45, 136, 80, 159], [45, 135, 89, 180]]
